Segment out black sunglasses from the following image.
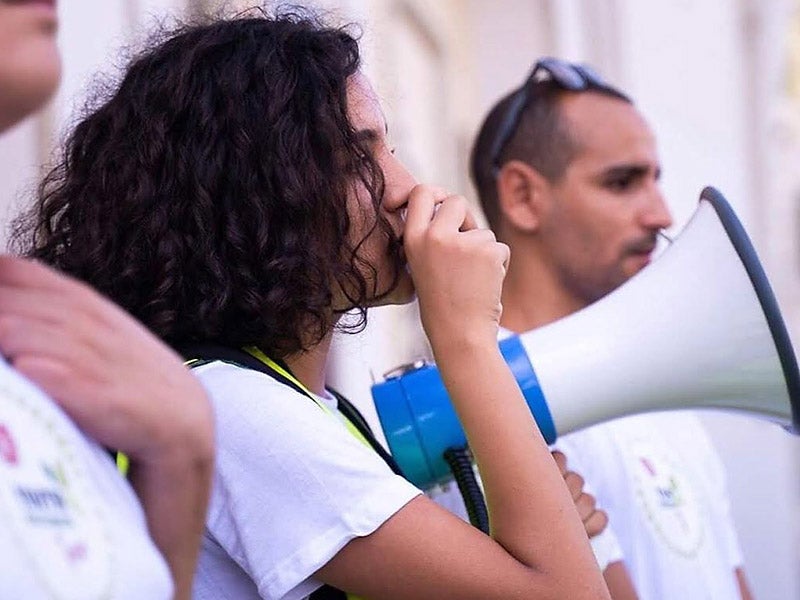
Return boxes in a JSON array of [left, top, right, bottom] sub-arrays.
[[487, 57, 626, 175]]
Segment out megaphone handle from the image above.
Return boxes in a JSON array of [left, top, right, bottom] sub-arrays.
[[443, 445, 490, 534]]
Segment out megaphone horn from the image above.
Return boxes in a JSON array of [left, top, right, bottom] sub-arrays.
[[372, 187, 800, 490]]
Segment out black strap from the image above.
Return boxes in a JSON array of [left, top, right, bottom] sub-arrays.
[[309, 586, 347, 599], [328, 388, 404, 477], [182, 343, 308, 396]]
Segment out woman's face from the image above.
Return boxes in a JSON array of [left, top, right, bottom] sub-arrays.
[[344, 74, 417, 307], [0, 0, 61, 133]]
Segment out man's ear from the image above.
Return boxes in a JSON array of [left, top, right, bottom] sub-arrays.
[[495, 159, 549, 232]]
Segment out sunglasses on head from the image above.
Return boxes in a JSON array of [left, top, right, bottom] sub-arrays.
[[487, 57, 626, 175]]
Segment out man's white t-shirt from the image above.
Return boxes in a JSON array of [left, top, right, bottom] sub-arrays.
[[192, 361, 421, 600], [556, 413, 744, 600], [0, 359, 173, 600]]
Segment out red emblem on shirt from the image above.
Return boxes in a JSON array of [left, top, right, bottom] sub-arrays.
[[0, 424, 18, 465]]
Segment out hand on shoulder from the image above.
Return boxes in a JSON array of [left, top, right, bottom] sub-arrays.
[[0, 255, 214, 468]]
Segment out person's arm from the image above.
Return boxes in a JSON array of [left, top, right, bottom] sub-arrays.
[[0, 256, 214, 600], [552, 450, 609, 538], [317, 186, 609, 599], [735, 567, 754, 600], [604, 562, 639, 600], [552, 450, 639, 600]]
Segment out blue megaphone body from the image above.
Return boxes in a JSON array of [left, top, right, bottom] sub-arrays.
[[372, 336, 556, 488]]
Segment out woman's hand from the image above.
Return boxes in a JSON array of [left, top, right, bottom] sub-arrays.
[[402, 184, 509, 351]]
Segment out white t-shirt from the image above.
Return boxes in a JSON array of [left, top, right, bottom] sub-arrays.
[[556, 413, 744, 600], [191, 361, 421, 600], [0, 358, 173, 600]]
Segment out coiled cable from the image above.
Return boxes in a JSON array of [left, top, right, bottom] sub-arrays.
[[443, 446, 490, 534]]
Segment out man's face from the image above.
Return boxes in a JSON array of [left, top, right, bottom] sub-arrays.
[[537, 92, 673, 305]]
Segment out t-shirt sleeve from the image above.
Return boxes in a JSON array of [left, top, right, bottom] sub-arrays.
[[587, 517, 625, 572], [196, 362, 421, 600]]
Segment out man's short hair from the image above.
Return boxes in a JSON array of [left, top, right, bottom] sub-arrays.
[[470, 80, 631, 232]]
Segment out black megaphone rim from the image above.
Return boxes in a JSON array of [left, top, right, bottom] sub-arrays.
[[700, 186, 800, 432]]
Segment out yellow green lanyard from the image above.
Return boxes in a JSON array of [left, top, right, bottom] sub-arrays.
[[127, 348, 368, 600], [118, 350, 372, 474], [116, 451, 129, 475], [241, 346, 372, 449], [242, 347, 367, 600]]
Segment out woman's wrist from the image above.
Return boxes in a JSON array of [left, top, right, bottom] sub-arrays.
[[427, 326, 500, 362]]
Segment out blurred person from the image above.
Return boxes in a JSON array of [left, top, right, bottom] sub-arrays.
[[14, 12, 614, 600], [470, 57, 754, 600], [0, 1, 214, 598]]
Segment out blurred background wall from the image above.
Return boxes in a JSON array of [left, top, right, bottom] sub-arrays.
[[1, 1, 798, 597]]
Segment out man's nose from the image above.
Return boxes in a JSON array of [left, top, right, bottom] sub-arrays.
[[641, 186, 673, 231]]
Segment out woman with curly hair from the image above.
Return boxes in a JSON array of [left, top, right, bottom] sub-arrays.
[[0, 3, 214, 599], [15, 11, 611, 600]]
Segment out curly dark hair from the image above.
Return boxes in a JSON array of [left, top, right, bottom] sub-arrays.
[[12, 11, 403, 358]]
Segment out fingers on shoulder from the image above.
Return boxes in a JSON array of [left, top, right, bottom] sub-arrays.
[[0, 256, 106, 322], [551, 450, 568, 474], [0, 256, 71, 292], [575, 490, 597, 516], [584, 507, 608, 538], [564, 470, 586, 499]]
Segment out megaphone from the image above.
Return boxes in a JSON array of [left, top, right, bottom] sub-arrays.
[[372, 187, 800, 490]]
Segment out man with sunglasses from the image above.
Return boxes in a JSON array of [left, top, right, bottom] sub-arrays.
[[469, 57, 754, 600]]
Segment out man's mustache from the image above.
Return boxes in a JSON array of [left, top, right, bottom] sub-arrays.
[[625, 234, 659, 255]]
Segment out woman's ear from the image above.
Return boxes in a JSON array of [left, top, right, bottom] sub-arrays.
[[495, 159, 549, 233]]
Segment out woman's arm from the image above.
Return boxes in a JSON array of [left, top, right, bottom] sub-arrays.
[[604, 562, 639, 600], [0, 256, 214, 600], [316, 186, 609, 599], [553, 450, 640, 599]]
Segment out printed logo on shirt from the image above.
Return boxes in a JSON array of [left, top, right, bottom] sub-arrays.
[[0, 379, 112, 600], [0, 424, 18, 465], [626, 438, 705, 559], [15, 460, 75, 527]]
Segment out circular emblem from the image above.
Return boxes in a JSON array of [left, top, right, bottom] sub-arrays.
[[626, 437, 705, 558], [0, 374, 112, 599]]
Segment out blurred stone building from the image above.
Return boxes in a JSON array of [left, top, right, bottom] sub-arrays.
[[1, 0, 798, 597]]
